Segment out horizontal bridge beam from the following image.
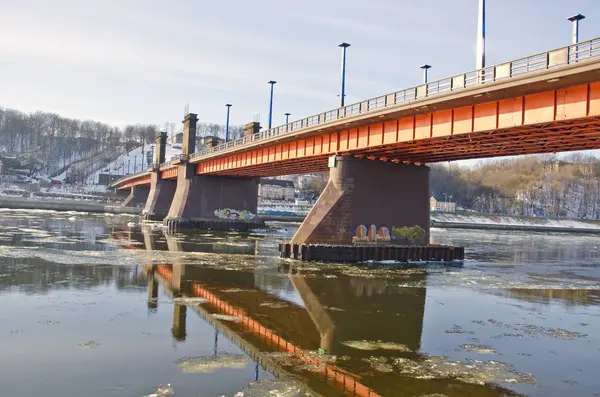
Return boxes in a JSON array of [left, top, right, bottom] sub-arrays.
[[197, 83, 600, 176]]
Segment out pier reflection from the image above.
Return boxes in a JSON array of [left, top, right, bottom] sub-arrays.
[[136, 228, 521, 397]]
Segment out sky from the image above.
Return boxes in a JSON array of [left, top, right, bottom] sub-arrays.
[[0, 0, 599, 131]]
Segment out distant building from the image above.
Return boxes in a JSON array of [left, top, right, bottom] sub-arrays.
[[98, 173, 125, 186], [430, 196, 456, 212], [296, 174, 319, 189], [259, 178, 295, 201]]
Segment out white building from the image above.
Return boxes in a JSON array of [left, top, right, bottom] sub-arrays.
[[259, 178, 295, 201], [430, 196, 456, 212]]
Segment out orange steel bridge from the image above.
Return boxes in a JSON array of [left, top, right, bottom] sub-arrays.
[[114, 38, 600, 189]]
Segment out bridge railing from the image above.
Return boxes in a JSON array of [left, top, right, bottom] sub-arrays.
[[186, 37, 599, 163]]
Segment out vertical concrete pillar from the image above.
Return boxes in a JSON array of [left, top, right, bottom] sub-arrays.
[[120, 185, 150, 207], [290, 156, 430, 245], [142, 132, 176, 220], [155, 131, 168, 165], [182, 113, 198, 156]]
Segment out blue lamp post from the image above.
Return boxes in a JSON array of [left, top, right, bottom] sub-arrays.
[[225, 104, 232, 142], [338, 42, 350, 107], [285, 112, 291, 124], [268, 81, 276, 129], [568, 13, 585, 44], [420, 64, 431, 84]]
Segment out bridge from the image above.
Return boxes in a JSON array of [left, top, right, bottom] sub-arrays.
[[113, 38, 600, 248]]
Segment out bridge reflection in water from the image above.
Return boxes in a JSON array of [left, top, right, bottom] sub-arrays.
[[121, 228, 521, 397]]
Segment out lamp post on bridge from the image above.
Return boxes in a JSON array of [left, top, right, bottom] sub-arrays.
[[225, 104, 232, 142], [476, 0, 486, 70], [420, 64, 432, 84], [127, 159, 130, 175], [284, 112, 291, 124], [567, 13, 585, 44], [338, 42, 351, 107], [268, 81, 277, 129], [134, 155, 137, 173]]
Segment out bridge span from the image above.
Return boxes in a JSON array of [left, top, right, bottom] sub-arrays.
[[112, 38, 600, 251]]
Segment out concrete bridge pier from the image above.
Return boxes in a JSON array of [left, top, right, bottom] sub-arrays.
[[142, 132, 177, 221], [142, 171, 177, 221], [290, 156, 430, 245], [120, 185, 150, 208], [163, 113, 265, 232]]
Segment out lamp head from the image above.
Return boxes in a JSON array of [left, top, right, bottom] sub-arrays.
[[567, 14, 585, 22]]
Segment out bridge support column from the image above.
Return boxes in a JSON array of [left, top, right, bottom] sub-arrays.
[[142, 172, 177, 220], [142, 131, 177, 220], [120, 185, 150, 208], [290, 156, 430, 245], [163, 163, 264, 231]]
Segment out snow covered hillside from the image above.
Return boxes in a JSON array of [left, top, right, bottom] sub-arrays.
[[84, 143, 181, 184]]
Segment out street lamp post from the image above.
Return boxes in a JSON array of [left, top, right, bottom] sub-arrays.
[[134, 155, 137, 173], [128, 159, 130, 175], [476, 0, 486, 70], [338, 42, 351, 107], [268, 81, 276, 129], [420, 64, 432, 84], [567, 13, 585, 44], [225, 104, 232, 142], [285, 112, 291, 124]]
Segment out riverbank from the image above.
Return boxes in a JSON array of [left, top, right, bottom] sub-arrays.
[[0, 196, 141, 215], [3, 196, 600, 234], [431, 212, 600, 234]]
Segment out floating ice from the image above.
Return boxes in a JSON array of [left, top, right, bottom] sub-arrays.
[[342, 340, 410, 352], [225, 379, 309, 397], [144, 383, 174, 397], [212, 314, 243, 322], [175, 354, 248, 373]]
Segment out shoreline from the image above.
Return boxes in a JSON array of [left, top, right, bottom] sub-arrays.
[[3, 196, 600, 235], [0, 196, 141, 215]]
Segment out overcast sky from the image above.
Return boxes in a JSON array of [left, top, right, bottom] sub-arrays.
[[0, 0, 598, 130]]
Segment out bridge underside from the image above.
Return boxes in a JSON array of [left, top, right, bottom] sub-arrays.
[[198, 116, 600, 177]]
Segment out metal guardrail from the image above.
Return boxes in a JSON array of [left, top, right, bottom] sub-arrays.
[[115, 38, 600, 185]]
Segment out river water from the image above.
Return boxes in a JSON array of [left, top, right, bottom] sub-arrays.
[[0, 209, 599, 397]]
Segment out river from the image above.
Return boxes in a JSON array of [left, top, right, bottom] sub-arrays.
[[0, 208, 598, 397]]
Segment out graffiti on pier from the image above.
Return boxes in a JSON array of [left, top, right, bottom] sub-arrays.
[[214, 208, 256, 221], [352, 224, 426, 244], [352, 224, 391, 243]]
